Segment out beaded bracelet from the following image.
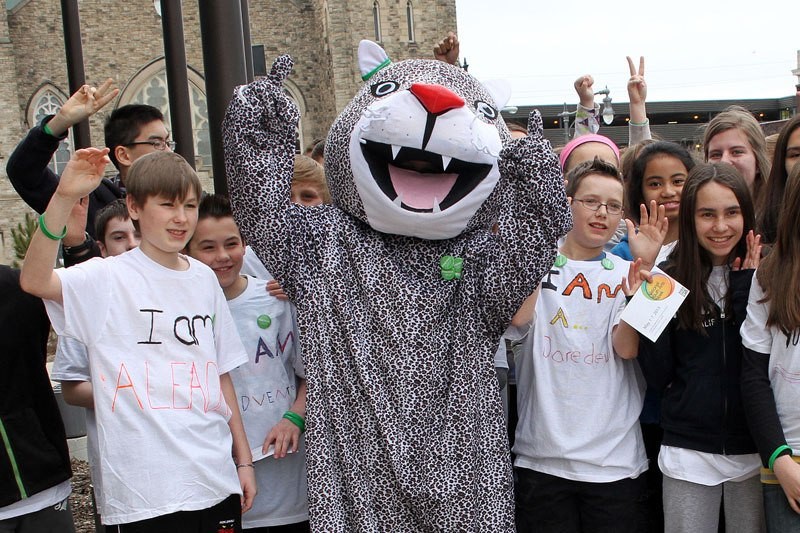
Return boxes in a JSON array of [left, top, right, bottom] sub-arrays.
[[38, 213, 67, 241], [283, 411, 306, 433]]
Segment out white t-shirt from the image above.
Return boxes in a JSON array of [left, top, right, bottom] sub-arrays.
[[227, 276, 308, 527], [513, 253, 648, 482], [241, 245, 273, 280], [494, 334, 510, 370], [742, 275, 800, 454], [659, 445, 759, 485], [51, 337, 104, 513], [657, 241, 677, 265], [44, 248, 248, 525]]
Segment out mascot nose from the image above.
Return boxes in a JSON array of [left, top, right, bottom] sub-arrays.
[[409, 83, 465, 115]]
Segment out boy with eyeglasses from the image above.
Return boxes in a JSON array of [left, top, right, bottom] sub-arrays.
[[509, 157, 652, 532], [7, 79, 173, 264]]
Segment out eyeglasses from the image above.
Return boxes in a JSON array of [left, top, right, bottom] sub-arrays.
[[126, 139, 176, 151], [573, 198, 623, 215]]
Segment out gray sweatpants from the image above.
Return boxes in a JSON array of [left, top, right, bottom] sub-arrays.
[[663, 474, 766, 533]]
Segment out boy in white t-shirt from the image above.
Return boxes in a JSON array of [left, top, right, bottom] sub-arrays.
[[50, 199, 141, 520], [20, 149, 256, 532], [510, 158, 653, 532], [186, 194, 310, 532]]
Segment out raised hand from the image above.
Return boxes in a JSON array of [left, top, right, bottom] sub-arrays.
[[626, 56, 647, 105], [574, 74, 595, 108], [433, 31, 460, 66], [56, 148, 111, 201], [624, 200, 668, 269], [47, 79, 119, 136], [626, 56, 648, 126], [732, 230, 762, 271]]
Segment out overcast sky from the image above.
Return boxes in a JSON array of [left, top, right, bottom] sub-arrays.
[[455, 0, 799, 106]]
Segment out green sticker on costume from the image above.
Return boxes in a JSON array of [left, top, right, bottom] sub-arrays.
[[554, 254, 567, 268], [440, 255, 464, 280], [601, 257, 615, 270], [257, 314, 272, 329]]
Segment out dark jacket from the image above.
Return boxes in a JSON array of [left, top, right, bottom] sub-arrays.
[[637, 268, 757, 455], [0, 266, 72, 507], [6, 115, 123, 240]]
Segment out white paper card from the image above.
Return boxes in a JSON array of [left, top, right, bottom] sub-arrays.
[[251, 444, 295, 462], [620, 266, 689, 342], [251, 444, 275, 462]]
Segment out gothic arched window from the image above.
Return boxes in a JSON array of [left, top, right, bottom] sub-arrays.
[[28, 86, 72, 175]]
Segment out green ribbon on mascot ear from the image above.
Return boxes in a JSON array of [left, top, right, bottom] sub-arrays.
[[361, 58, 392, 81]]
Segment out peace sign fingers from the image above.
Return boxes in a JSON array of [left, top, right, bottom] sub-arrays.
[[627, 56, 645, 77]]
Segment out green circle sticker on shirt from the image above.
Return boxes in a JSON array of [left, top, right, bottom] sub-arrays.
[[257, 314, 272, 329], [554, 254, 568, 268]]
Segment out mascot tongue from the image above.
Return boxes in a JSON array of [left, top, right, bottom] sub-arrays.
[[389, 165, 458, 210]]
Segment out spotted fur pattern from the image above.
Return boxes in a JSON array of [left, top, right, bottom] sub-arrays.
[[223, 54, 571, 532]]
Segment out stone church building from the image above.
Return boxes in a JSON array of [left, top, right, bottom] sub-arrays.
[[0, 0, 457, 263]]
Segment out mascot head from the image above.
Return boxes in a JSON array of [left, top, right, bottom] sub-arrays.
[[325, 41, 512, 240]]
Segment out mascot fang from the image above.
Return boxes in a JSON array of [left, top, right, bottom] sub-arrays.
[[224, 41, 571, 532]]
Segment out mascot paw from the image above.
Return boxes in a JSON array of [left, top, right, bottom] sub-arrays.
[[258, 55, 300, 130], [269, 54, 294, 84], [502, 109, 552, 165], [526, 110, 544, 140]]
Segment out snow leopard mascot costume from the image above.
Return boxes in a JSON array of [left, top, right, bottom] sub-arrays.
[[223, 40, 571, 532]]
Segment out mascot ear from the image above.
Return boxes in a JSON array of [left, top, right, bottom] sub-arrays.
[[358, 40, 392, 81], [481, 79, 512, 111]]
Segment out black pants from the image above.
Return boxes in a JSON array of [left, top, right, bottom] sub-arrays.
[[111, 494, 241, 533], [640, 422, 664, 533], [514, 467, 647, 533]]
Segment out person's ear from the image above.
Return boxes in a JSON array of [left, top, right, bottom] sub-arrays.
[[126, 196, 141, 221], [115, 145, 134, 170]]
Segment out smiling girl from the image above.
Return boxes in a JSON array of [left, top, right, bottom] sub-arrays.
[[613, 141, 695, 268], [704, 106, 770, 212], [636, 162, 765, 533]]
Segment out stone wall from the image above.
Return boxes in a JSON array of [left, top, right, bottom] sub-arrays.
[[0, 4, 28, 264]]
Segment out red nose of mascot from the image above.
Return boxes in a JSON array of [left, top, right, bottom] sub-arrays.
[[409, 83, 465, 115]]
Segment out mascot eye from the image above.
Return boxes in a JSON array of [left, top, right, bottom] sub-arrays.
[[474, 100, 498, 121], [371, 81, 400, 97]]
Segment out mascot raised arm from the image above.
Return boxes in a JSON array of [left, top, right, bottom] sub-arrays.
[[223, 41, 571, 532]]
